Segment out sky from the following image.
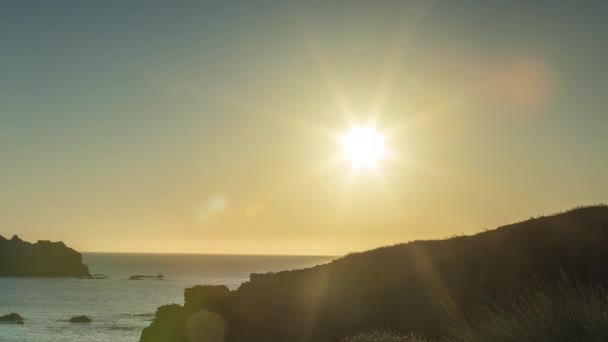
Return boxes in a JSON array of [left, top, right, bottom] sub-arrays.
[[1, 1, 607, 255]]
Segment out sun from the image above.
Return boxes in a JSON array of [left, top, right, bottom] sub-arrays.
[[340, 126, 387, 169]]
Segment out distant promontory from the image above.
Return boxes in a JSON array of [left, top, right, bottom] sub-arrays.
[[0, 235, 90, 277]]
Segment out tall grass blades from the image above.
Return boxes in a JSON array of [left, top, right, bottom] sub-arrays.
[[445, 278, 608, 342]]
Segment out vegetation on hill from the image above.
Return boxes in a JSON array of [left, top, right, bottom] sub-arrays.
[[140, 205, 608, 342], [0, 235, 89, 277], [445, 278, 608, 342], [342, 278, 608, 342]]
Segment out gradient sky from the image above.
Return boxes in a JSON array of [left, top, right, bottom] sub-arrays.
[[1, 1, 607, 255]]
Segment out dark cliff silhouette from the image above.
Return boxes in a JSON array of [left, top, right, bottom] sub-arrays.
[[0, 235, 90, 277], [140, 205, 608, 342]]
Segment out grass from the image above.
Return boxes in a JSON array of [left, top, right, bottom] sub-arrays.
[[444, 278, 608, 342], [345, 278, 608, 342]]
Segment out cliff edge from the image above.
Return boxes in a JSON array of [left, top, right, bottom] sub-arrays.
[[141, 205, 608, 342], [0, 235, 90, 277]]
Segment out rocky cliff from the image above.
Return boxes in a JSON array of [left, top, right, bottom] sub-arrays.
[[0, 235, 90, 277], [140, 205, 608, 342]]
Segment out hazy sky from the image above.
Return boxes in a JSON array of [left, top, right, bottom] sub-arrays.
[[1, 1, 607, 255]]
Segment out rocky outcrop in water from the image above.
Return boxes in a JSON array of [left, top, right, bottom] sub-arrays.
[[0, 235, 90, 277], [129, 274, 164, 280], [80, 274, 107, 280], [140, 206, 608, 342], [141, 286, 230, 342], [0, 313, 24, 324], [69, 315, 92, 323]]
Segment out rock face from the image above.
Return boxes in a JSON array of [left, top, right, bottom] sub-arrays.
[[141, 285, 230, 342], [0, 235, 90, 277], [140, 206, 608, 342]]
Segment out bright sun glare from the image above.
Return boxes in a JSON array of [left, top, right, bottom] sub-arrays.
[[340, 126, 387, 169]]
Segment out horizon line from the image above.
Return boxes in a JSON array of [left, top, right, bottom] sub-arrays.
[[81, 250, 340, 258]]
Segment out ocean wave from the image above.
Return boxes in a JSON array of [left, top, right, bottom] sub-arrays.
[[107, 325, 138, 331], [121, 312, 155, 317]]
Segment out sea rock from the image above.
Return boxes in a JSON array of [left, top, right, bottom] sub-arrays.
[[140, 285, 230, 342], [69, 315, 92, 323], [183, 285, 230, 313], [0, 235, 90, 277], [0, 313, 24, 324], [129, 274, 164, 280], [80, 274, 107, 280], [140, 304, 187, 342]]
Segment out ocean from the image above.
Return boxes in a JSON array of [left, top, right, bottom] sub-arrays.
[[0, 253, 335, 342]]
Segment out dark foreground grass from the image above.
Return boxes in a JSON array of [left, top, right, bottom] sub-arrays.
[[345, 279, 608, 342], [445, 279, 608, 342]]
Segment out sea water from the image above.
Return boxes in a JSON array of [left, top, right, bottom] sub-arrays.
[[0, 253, 334, 342]]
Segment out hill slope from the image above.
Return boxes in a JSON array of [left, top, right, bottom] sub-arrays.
[[0, 235, 90, 277], [141, 205, 608, 342]]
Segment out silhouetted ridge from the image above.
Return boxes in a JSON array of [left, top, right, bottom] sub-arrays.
[[140, 205, 608, 342], [0, 235, 90, 277]]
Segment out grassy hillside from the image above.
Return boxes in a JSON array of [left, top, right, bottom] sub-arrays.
[[445, 278, 608, 342], [341, 277, 608, 342], [141, 205, 608, 342]]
